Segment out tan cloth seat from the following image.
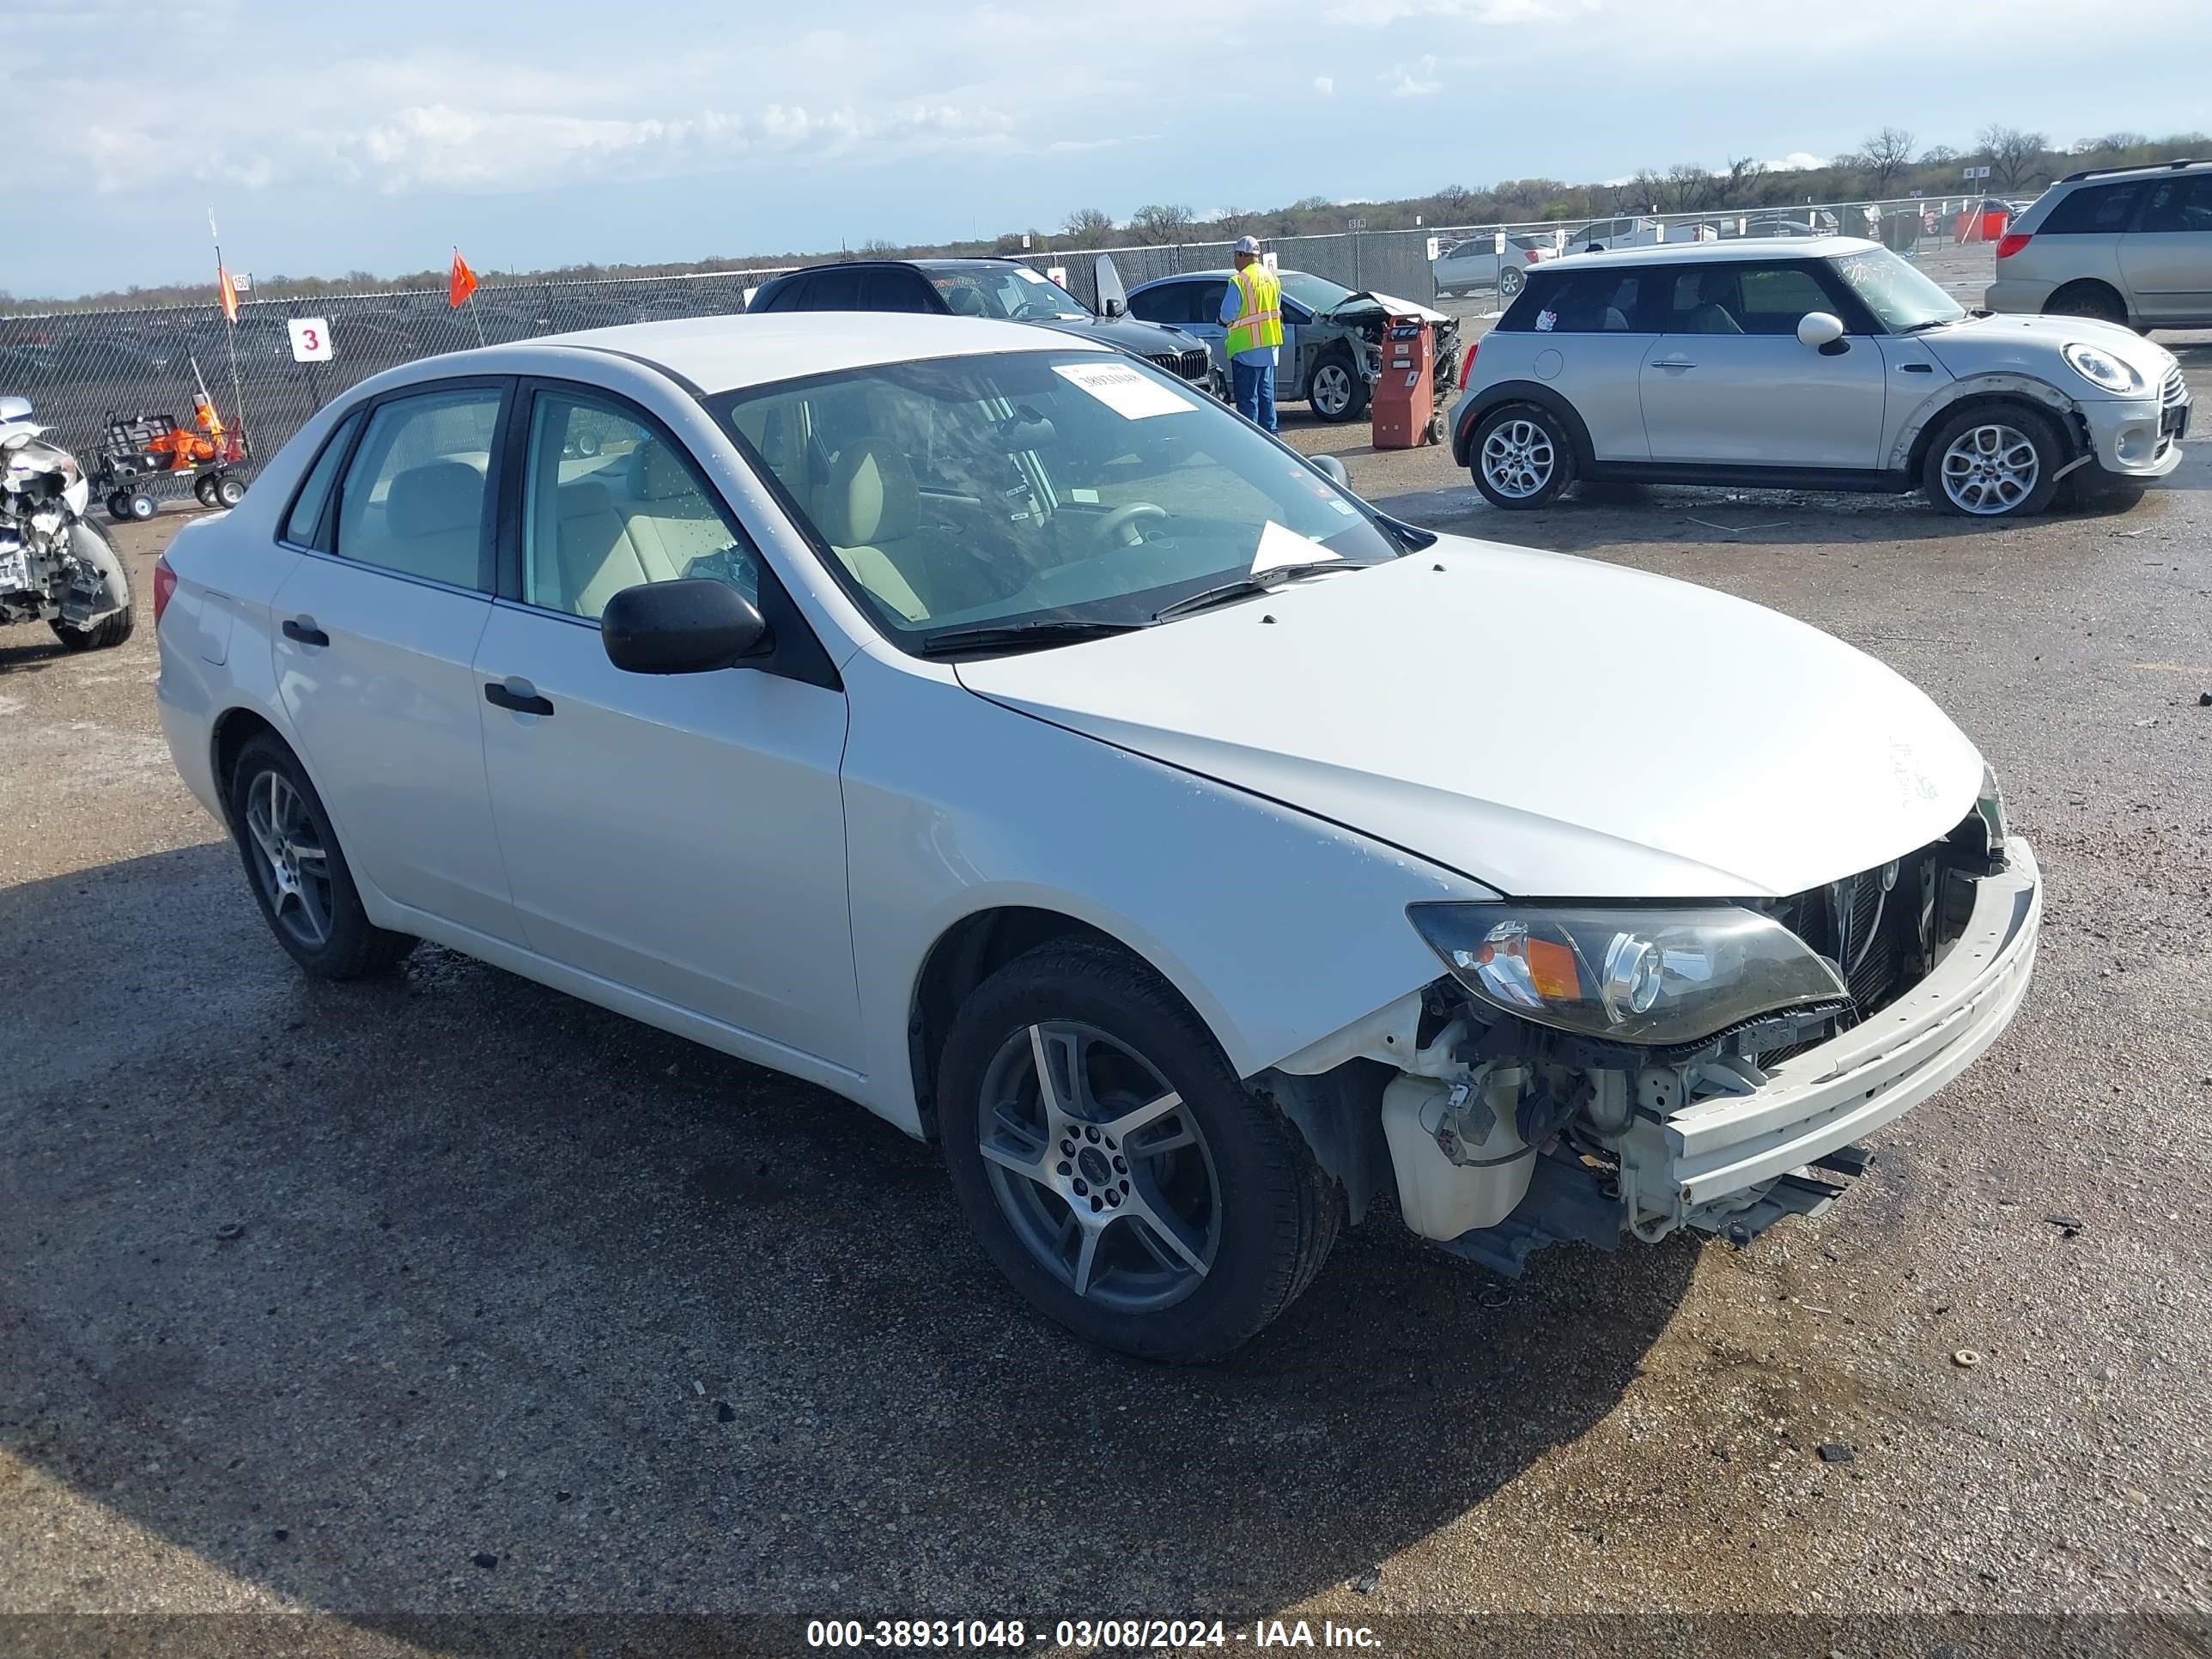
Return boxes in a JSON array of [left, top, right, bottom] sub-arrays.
[[380, 459, 488, 585], [810, 441, 932, 623], [550, 479, 683, 618], [1683, 269, 1744, 335]]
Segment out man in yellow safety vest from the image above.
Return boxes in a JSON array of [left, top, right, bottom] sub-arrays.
[[1218, 235, 1284, 432]]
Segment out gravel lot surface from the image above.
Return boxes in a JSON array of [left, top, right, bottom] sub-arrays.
[[3, 286, 2209, 1656]]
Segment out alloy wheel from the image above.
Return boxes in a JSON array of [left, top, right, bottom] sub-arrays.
[[1311, 362, 1353, 417], [975, 1022, 1221, 1313], [1939, 422, 2039, 515], [1498, 264, 1527, 298], [1481, 417, 1555, 499], [244, 769, 333, 949]]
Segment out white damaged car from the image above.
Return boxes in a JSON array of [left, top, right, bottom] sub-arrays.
[[155, 314, 2040, 1360]]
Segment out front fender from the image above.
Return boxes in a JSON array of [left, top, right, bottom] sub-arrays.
[[1889, 373, 2086, 472], [838, 652, 1488, 1133]]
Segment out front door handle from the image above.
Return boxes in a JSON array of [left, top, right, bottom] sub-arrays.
[[282, 617, 328, 647], [483, 678, 554, 717], [1655, 358, 1697, 371], [1900, 362, 1934, 373]]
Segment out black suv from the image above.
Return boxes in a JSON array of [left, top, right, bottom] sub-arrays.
[[746, 258, 1219, 394]]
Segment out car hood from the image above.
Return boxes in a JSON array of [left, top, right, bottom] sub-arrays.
[[956, 538, 1984, 899], [1328, 291, 1452, 325], [1920, 311, 2178, 387], [1034, 314, 1208, 358]]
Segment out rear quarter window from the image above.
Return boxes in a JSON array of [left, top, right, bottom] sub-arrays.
[[2039, 182, 2144, 234], [1498, 269, 1649, 332]]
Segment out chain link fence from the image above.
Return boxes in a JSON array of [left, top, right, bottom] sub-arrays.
[[3, 191, 2008, 507]]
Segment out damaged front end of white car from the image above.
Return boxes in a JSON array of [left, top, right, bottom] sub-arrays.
[[1268, 775, 2037, 1274]]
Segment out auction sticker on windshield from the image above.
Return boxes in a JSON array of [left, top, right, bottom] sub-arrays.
[[1053, 362, 1196, 420]]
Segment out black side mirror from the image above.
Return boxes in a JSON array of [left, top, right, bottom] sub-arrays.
[[601, 578, 769, 674]]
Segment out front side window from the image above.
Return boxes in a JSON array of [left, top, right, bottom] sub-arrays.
[[2040, 181, 2144, 234], [1733, 264, 1840, 333], [520, 391, 760, 621], [712, 350, 1401, 647], [332, 388, 501, 588], [1126, 283, 1191, 325], [928, 268, 1091, 321], [2140, 175, 2212, 234], [1276, 271, 1354, 313], [859, 269, 936, 313], [1827, 246, 1966, 331]]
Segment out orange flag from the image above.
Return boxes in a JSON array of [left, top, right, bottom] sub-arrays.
[[449, 250, 479, 310], [218, 265, 240, 324]]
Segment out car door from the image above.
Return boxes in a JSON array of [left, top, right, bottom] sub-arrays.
[[471, 380, 862, 1067], [1520, 267, 1659, 461], [2119, 173, 2212, 325], [1639, 260, 1887, 469], [269, 379, 526, 944]]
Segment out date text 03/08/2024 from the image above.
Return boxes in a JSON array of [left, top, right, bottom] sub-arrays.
[[805, 1619, 1384, 1649]]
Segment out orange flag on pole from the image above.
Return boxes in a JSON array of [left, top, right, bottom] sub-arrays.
[[449, 249, 479, 310], [218, 264, 240, 324]]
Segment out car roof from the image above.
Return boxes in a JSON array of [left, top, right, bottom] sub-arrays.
[[1540, 235, 1877, 271], [522, 313, 1101, 391], [2054, 156, 2205, 185]]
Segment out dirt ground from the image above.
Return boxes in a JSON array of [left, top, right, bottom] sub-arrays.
[[2, 313, 2209, 1656]]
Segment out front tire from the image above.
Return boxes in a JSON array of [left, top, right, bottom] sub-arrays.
[[49, 522, 134, 651], [1923, 404, 2065, 518], [227, 735, 416, 980], [1470, 401, 1576, 508], [1308, 352, 1369, 423], [938, 939, 1340, 1362]]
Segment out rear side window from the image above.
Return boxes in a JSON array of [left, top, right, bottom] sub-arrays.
[[332, 388, 502, 590], [282, 410, 362, 549], [1506, 270, 1646, 332], [806, 268, 860, 309], [2039, 182, 2144, 234], [2140, 174, 2212, 234], [1127, 283, 1191, 325], [753, 276, 808, 313]]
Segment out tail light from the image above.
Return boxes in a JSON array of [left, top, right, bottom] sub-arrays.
[[1995, 232, 2032, 259], [152, 556, 178, 627], [1461, 341, 1480, 386]]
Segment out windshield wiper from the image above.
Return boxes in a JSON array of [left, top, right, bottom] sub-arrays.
[[1150, 561, 1356, 623], [915, 618, 1149, 657], [1897, 318, 1958, 334]]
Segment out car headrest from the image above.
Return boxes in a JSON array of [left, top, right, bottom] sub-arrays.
[[1697, 268, 1735, 304], [944, 285, 987, 316], [628, 437, 695, 501], [557, 479, 618, 523], [386, 459, 485, 538], [812, 441, 918, 547]]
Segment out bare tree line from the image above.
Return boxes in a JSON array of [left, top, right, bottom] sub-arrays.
[[9, 126, 2202, 313]]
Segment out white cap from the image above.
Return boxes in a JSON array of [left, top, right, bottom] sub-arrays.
[[1233, 235, 1261, 255]]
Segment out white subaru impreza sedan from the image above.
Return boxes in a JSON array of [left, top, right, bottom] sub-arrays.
[[155, 315, 2039, 1360]]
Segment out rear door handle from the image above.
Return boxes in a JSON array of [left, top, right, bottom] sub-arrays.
[[483, 678, 554, 717], [282, 617, 328, 647], [1900, 362, 1934, 373], [1656, 358, 1697, 370]]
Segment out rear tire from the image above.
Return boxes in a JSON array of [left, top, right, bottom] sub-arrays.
[[1921, 403, 2065, 518], [1469, 401, 1577, 509], [194, 476, 219, 507], [938, 938, 1340, 1362], [126, 493, 156, 521], [2043, 283, 2128, 327], [227, 734, 416, 980], [215, 475, 246, 507]]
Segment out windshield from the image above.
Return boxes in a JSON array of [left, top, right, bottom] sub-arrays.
[[711, 350, 1401, 649], [1277, 270, 1355, 314], [1828, 246, 1966, 331], [928, 267, 1091, 322]]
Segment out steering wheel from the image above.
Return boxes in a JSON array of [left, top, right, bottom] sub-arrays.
[[1093, 501, 1167, 550]]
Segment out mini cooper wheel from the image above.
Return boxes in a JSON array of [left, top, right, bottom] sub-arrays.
[[1470, 401, 1575, 508], [1923, 404, 2063, 519], [227, 734, 416, 979], [938, 939, 1340, 1362]]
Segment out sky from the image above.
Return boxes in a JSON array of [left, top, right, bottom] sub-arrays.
[[13, 0, 2206, 300]]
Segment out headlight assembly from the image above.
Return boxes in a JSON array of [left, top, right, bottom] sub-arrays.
[[2061, 341, 2145, 396], [1407, 902, 1846, 1046]]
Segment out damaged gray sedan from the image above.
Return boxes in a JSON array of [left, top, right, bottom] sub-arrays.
[[0, 398, 135, 651]]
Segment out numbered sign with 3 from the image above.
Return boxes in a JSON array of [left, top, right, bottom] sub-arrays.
[[288, 318, 334, 363]]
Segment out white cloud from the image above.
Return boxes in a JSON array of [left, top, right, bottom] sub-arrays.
[[1313, 75, 1334, 94], [1384, 56, 1443, 96], [1763, 151, 1828, 173], [1328, 0, 1589, 23]]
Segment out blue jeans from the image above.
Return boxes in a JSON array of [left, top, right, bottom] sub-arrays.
[[1231, 359, 1277, 434]]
